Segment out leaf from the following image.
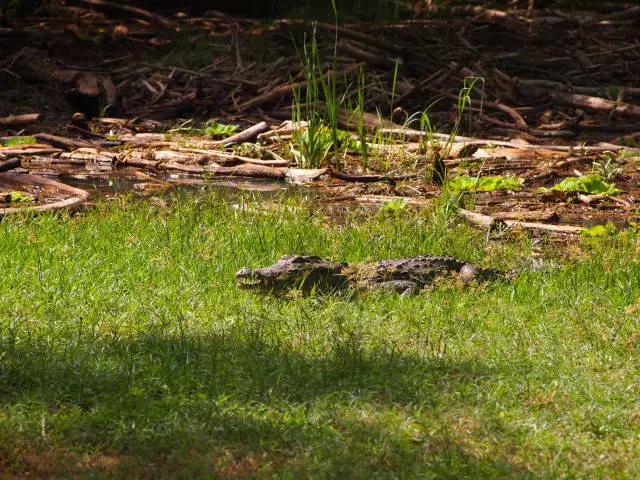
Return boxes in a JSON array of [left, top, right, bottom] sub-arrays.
[[539, 174, 620, 195], [448, 175, 523, 192]]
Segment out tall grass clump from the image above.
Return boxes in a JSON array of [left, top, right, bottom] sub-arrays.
[[291, 2, 343, 169]]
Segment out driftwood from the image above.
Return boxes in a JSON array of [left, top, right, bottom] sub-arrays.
[[338, 41, 397, 70], [379, 127, 629, 153], [332, 194, 432, 206], [549, 91, 640, 120], [211, 164, 286, 179], [0, 172, 89, 216], [213, 121, 269, 146], [34, 133, 94, 150], [0, 113, 40, 127], [458, 208, 583, 235], [0, 146, 63, 157], [0, 159, 21, 172], [490, 210, 557, 221], [171, 147, 289, 167]]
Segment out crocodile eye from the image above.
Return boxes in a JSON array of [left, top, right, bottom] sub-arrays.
[[236, 268, 251, 277]]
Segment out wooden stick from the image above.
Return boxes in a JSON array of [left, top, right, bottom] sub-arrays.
[[378, 127, 628, 152], [0, 147, 63, 156], [34, 133, 94, 150], [458, 208, 583, 235]]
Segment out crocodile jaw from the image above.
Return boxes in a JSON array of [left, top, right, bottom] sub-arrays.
[[235, 268, 269, 290]]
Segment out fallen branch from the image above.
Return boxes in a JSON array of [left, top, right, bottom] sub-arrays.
[[237, 63, 364, 112], [0, 172, 89, 216], [0, 146, 63, 157], [0, 113, 40, 127], [34, 133, 94, 150], [458, 208, 583, 235], [338, 41, 397, 70], [213, 121, 269, 146], [549, 91, 640, 120], [77, 0, 174, 27], [314, 22, 404, 56], [0, 159, 21, 172]]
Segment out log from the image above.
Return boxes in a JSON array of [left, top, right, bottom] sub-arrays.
[[0, 146, 63, 156], [172, 147, 289, 167], [458, 208, 583, 235], [211, 164, 286, 179], [549, 91, 640, 120], [0, 113, 40, 127]]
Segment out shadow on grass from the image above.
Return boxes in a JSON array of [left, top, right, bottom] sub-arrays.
[[0, 329, 525, 477]]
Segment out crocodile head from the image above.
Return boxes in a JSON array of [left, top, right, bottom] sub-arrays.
[[236, 255, 348, 294]]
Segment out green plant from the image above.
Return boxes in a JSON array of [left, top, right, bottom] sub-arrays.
[[592, 152, 623, 181], [291, 26, 328, 168], [97, 98, 112, 118], [353, 67, 369, 169], [1, 136, 36, 147], [448, 175, 524, 192], [581, 222, 618, 237], [204, 120, 239, 138], [540, 174, 621, 195], [1, 191, 35, 203], [168, 119, 238, 139], [378, 197, 409, 214], [290, 125, 333, 167], [410, 76, 484, 183]]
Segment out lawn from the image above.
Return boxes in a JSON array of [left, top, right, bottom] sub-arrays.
[[0, 193, 638, 478]]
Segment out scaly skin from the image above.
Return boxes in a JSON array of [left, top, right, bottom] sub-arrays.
[[236, 255, 499, 295]]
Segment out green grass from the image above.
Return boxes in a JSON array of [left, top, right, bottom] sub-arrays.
[[0, 193, 638, 478]]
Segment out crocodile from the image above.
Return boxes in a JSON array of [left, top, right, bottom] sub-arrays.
[[236, 254, 501, 295]]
